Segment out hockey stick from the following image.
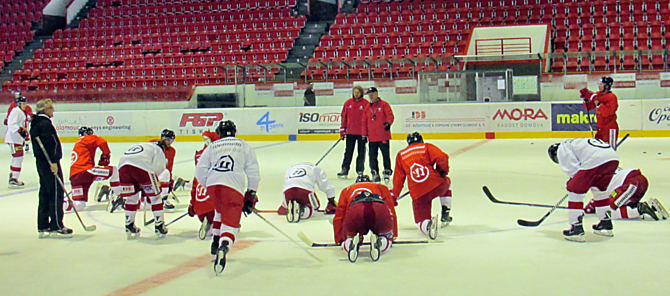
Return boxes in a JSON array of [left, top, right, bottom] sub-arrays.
[[517, 193, 569, 227], [483, 186, 569, 209], [297, 231, 443, 247], [166, 212, 189, 227], [36, 137, 96, 232], [315, 138, 341, 166], [583, 101, 595, 138], [252, 209, 322, 262], [615, 133, 629, 150]]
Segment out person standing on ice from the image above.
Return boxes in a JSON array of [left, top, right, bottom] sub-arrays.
[[195, 120, 260, 275], [391, 132, 453, 241], [31, 99, 72, 238], [363, 87, 394, 184], [276, 162, 337, 222], [548, 138, 619, 242], [5, 95, 29, 188], [580, 77, 619, 147], [338, 85, 369, 179]]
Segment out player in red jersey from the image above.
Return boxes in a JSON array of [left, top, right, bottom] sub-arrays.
[[391, 132, 453, 240], [64, 127, 120, 212], [580, 76, 619, 147], [188, 131, 219, 240], [333, 175, 398, 262]]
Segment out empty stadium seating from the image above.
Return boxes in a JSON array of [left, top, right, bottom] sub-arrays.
[[0, 0, 45, 72]]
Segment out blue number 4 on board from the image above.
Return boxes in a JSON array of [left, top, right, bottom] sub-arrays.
[[257, 111, 276, 132]]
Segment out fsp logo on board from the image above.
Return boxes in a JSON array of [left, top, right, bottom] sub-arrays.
[[492, 108, 548, 121], [410, 163, 430, 183], [179, 113, 224, 127]]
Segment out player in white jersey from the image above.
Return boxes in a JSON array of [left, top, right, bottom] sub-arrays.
[[276, 162, 336, 223], [118, 141, 168, 239], [584, 168, 668, 220], [548, 138, 619, 242], [5, 96, 29, 188], [195, 120, 260, 275]]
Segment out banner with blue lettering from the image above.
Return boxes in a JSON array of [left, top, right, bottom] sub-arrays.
[[551, 103, 597, 131]]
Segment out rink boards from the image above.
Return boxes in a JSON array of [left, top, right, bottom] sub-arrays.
[[1, 99, 670, 142]]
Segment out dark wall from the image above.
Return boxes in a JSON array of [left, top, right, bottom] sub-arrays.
[[309, 0, 338, 22], [39, 15, 67, 36]]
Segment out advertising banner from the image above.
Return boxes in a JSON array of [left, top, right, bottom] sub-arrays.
[[296, 106, 342, 134], [642, 99, 670, 130], [489, 102, 552, 132], [51, 111, 137, 137], [551, 103, 596, 131], [396, 104, 488, 133]]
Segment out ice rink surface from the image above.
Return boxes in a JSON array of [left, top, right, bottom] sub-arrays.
[[0, 138, 668, 296]]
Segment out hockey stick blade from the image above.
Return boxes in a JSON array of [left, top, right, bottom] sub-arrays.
[[299, 231, 443, 247], [517, 193, 569, 227], [254, 210, 322, 262], [166, 213, 188, 227], [615, 133, 630, 150], [482, 186, 569, 209]]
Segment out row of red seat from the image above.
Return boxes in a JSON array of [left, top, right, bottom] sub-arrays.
[[0, 2, 44, 14], [51, 26, 301, 40], [0, 11, 42, 24], [89, 0, 297, 18], [0, 86, 193, 103], [82, 8, 297, 27], [96, 0, 217, 7], [0, 51, 13, 63], [1, 31, 35, 44], [0, 41, 25, 54], [357, 0, 669, 13], [321, 31, 470, 47], [314, 43, 467, 59], [552, 54, 667, 72], [79, 15, 306, 29]]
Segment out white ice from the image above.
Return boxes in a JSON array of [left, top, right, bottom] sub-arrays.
[[0, 138, 668, 295]]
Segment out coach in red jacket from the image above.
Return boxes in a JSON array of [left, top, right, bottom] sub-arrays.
[[338, 85, 369, 179], [580, 76, 619, 147], [363, 87, 394, 183]]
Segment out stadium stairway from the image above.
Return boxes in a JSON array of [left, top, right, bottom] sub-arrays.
[[0, 35, 48, 85], [67, 0, 98, 29], [285, 21, 330, 80]]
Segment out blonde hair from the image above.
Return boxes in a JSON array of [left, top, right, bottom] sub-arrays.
[[36, 99, 53, 113], [352, 85, 364, 99]]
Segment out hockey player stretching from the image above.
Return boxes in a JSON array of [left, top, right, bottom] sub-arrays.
[[5, 95, 29, 188], [195, 120, 260, 275], [188, 131, 219, 240], [118, 141, 168, 239], [65, 126, 120, 212], [584, 168, 668, 221], [548, 138, 619, 242], [334, 175, 398, 262], [392, 132, 453, 240], [580, 76, 619, 146], [277, 162, 337, 222]]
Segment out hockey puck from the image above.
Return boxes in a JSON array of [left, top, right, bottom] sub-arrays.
[[643, 151, 647, 154], [659, 153, 662, 155], [530, 142, 534, 145]]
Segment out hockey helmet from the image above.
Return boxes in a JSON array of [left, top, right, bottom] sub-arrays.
[[407, 131, 424, 145], [216, 120, 237, 138], [355, 174, 371, 183], [161, 129, 176, 140], [78, 126, 94, 136], [15, 96, 27, 104], [599, 76, 614, 90], [548, 143, 560, 164]]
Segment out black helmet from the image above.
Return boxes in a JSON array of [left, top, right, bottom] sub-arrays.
[[548, 143, 560, 164], [15, 96, 27, 104], [600, 76, 614, 90], [78, 126, 93, 136], [216, 120, 237, 138], [407, 131, 423, 145], [355, 174, 371, 183], [161, 129, 176, 140]]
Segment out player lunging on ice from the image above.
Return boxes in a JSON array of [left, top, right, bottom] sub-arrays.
[[392, 132, 454, 240], [548, 138, 619, 242], [188, 131, 219, 240], [195, 120, 260, 275], [277, 162, 337, 222]]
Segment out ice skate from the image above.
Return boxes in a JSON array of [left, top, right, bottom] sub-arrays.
[[109, 195, 125, 213], [155, 222, 168, 239], [213, 241, 229, 275], [428, 215, 439, 240], [371, 170, 381, 183], [173, 177, 187, 191], [24, 143, 30, 152], [369, 233, 381, 262], [125, 223, 141, 240], [8, 178, 25, 189], [162, 197, 175, 213], [97, 185, 111, 202], [347, 234, 360, 263], [440, 205, 453, 228], [286, 200, 296, 223], [649, 198, 668, 220], [38, 229, 50, 239], [563, 223, 585, 242], [211, 236, 219, 262], [50, 227, 73, 238], [593, 212, 614, 237], [637, 202, 660, 221], [382, 169, 392, 185], [198, 219, 213, 240], [337, 169, 349, 179]]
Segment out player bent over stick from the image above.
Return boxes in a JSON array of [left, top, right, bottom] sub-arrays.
[[188, 131, 220, 239], [64, 126, 121, 212], [392, 132, 454, 240], [548, 138, 619, 242], [584, 168, 668, 221], [277, 162, 337, 222], [195, 120, 260, 275], [334, 175, 398, 262], [118, 141, 168, 239]]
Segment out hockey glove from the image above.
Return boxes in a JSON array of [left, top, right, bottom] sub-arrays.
[[188, 203, 196, 217], [339, 128, 346, 140], [384, 122, 391, 131], [18, 127, 27, 138], [243, 190, 258, 215], [98, 153, 111, 166], [325, 197, 337, 215]]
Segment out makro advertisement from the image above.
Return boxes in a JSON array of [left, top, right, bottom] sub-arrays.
[[551, 103, 597, 131]]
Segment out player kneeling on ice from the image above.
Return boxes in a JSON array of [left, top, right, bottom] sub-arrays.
[[548, 138, 620, 242], [195, 120, 260, 275], [277, 162, 337, 222], [391, 132, 453, 240], [584, 168, 668, 221], [118, 141, 168, 239], [188, 131, 220, 240], [334, 175, 398, 262], [64, 126, 121, 212]]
